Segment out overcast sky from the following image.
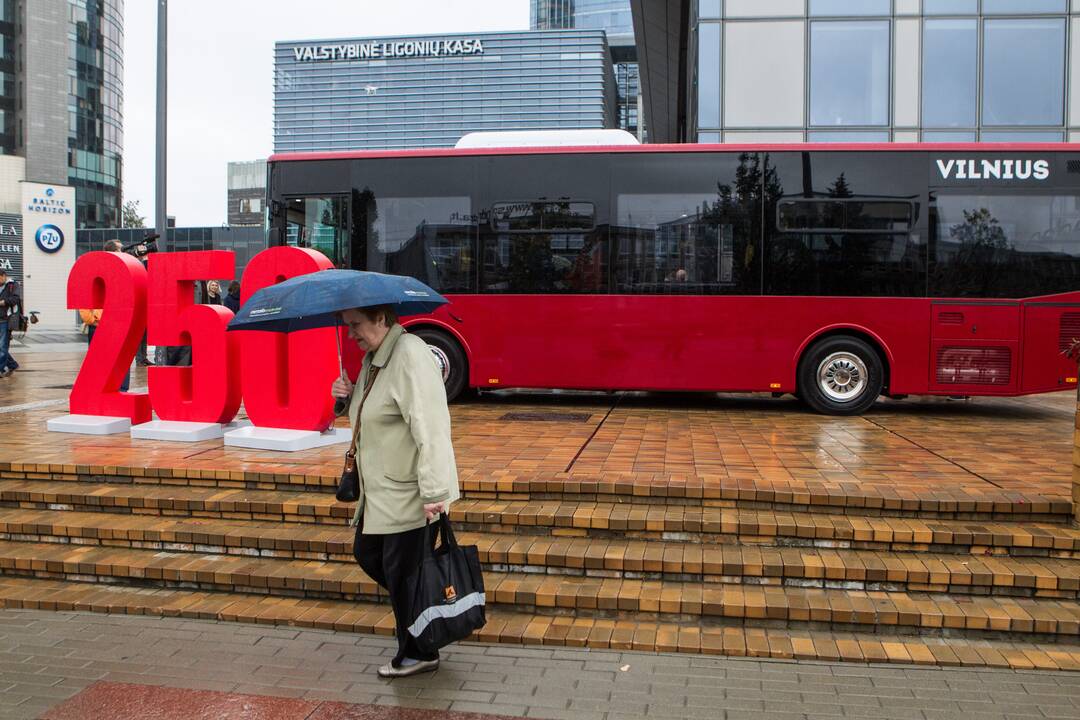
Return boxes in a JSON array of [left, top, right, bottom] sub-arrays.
[[123, 0, 529, 227]]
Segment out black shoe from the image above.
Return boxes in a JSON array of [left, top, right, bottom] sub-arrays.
[[135, 359, 153, 367]]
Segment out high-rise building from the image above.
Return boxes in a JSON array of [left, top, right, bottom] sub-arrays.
[[274, 30, 616, 152], [633, 0, 1080, 145], [6, 0, 122, 228], [531, 0, 641, 137]]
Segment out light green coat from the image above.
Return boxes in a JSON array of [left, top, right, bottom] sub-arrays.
[[347, 324, 460, 534]]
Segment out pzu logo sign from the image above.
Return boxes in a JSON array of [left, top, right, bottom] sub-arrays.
[[35, 224, 64, 254]]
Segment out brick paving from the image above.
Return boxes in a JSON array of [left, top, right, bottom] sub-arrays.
[[0, 353, 1072, 515], [0, 609, 1075, 720], [0, 349, 1075, 688]]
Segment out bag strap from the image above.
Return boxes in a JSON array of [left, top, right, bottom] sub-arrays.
[[346, 365, 380, 458], [424, 514, 458, 556]]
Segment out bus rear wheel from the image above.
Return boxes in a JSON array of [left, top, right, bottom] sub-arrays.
[[412, 328, 468, 402], [798, 336, 883, 416]]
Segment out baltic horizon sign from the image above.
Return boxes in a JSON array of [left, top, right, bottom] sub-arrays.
[[292, 38, 485, 63]]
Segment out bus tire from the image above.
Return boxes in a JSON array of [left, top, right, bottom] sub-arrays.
[[412, 328, 469, 402], [797, 336, 883, 416]]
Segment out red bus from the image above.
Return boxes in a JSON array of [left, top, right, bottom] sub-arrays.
[[266, 142, 1080, 415]]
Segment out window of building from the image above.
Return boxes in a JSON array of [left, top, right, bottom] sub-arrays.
[[698, 132, 721, 143], [924, 0, 977, 13], [809, 0, 890, 15], [697, 23, 721, 129], [807, 131, 890, 142], [923, 131, 977, 142], [809, 21, 890, 127], [982, 0, 1066, 13], [979, 130, 1063, 142], [922, 19, 977, 128], [982, 19, 1065, 127], [698, 0, 721, 19], [931, 193, 1080, 298]]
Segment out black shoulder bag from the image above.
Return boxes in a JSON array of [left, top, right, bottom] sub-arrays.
[[335, 366, 380, 503]]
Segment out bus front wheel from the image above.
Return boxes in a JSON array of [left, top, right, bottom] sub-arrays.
[[797, 336, 883, 416], [412, 328, 469, 402]]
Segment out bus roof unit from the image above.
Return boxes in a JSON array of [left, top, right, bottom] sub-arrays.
[[454, 129, 639, 149]]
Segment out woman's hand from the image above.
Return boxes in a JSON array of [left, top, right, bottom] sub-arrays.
[[331, 372, 354, 399], [424, 502, 446, 521]]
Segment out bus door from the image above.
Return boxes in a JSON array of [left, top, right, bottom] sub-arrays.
[[283, 195, 351, 268]]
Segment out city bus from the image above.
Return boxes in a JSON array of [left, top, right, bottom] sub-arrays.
[[265, 141, 1080, 415]]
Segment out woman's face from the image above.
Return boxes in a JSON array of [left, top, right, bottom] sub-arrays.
[[341, 308, 390, 353], [208, 281, 220, 295]]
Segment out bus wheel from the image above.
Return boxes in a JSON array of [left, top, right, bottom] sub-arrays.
[[798, 336, 883, 416], [412, 328, 468, 402]]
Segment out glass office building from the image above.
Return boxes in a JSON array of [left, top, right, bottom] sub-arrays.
[[531, 0, 641, 136], [633, 0, 1080, 144], [273, 30, 616, 152], [77, 226, 266, 278], [0, 0, 123, 227]]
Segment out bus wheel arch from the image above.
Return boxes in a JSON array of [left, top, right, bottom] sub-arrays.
[[406, 323, 471, 402], [796, 330, 889, 416]]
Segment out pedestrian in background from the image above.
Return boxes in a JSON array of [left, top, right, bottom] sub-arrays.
[[330, 305, 460, 679], [205, 280, 223, 305], [223, 281, 241, 313], [0, 269, 20, 378]]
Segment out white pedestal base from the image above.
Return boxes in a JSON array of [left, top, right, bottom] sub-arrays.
[[222, 426, 351, 452], [131, 419, 252, 442], [47, 414, 131, 435]]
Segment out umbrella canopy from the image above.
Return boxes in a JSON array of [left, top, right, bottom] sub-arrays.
[[227, 269, 448, 333]]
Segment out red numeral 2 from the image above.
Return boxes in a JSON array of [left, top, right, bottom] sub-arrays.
[[66, 252, 151, 423]]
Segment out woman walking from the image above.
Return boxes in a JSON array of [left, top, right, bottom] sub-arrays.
[[331, 304, 459, 678]]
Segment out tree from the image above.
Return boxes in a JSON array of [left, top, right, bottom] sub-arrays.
[[122, 200, 146, 229]]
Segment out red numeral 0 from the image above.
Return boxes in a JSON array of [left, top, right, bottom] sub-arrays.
[[238, 246, 338, 430], [147, 251, 241, 423], [66, 252, 151, 424]]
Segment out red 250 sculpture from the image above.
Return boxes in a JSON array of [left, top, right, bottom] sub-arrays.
[[67, 246, 345, 430]]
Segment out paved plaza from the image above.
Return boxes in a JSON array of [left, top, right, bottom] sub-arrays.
[[0, 346, 1074, 717], [0, 608, 1074, 720]]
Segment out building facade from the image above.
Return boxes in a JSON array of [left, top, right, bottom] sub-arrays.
[[531, 0, 642, 137], [227, 159, 266, 227], [8, 0, 122, 227], [632, 0, 1080, 144], [77, 225, 267, 280], [273, 30, 616, 152]]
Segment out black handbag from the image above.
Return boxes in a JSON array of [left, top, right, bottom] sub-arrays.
[[335, 367, 380, 503], [405, 515, 486, 654]]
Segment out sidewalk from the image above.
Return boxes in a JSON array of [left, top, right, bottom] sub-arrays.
[[1, 609, 1077, 720]]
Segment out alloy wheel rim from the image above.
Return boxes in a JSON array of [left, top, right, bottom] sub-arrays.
[[817, 352, 868, 403], [427, 344, 451, 382]]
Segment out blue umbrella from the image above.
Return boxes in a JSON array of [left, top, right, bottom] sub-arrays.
[[226, 269, 448, 333]]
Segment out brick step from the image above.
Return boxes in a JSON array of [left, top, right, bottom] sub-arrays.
[[3, 480, 1077, 556], [0, 540, 1076, 640], [1, 508, 1077, 598], [0, 576, 1077, 670], [6, 468, 1070, 522]]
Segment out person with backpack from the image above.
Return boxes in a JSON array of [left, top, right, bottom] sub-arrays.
[[0, 269, 19, 377]]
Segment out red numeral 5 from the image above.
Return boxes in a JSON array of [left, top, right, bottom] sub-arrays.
[[147, 251, 241, 423], [67, 252, 151, 423], [239, 246, 338, 430]]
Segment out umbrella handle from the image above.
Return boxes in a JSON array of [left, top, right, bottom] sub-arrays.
[[335, 318, 346, 381]]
